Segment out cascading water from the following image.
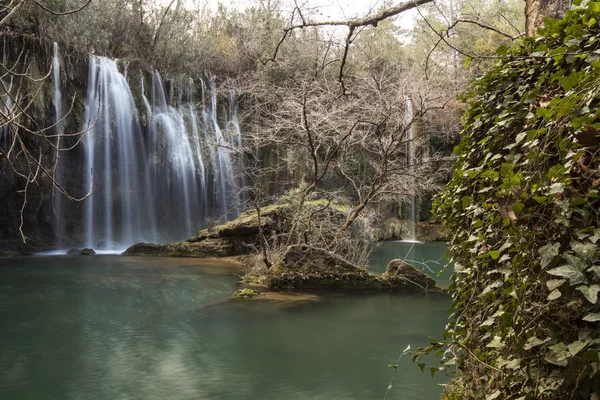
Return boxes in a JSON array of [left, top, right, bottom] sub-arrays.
[[0, 80, 13, 151], [147, 70, 202, 239], [405, 96, 417, 241], [82, 57, 154, 250], [186, 78, 209, 218], [52, 42, 65, 246], [206, 79, 239, 219], [228, 90, 247, 204], [75, 55, 241, 251]]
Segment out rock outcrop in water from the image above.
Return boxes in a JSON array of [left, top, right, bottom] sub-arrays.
[[244, 245, 440, 292], [123, 202, 443, 293], [252, 245, 383, 290], [122, 239, 234, 257], [123, 204, 290, 257], [382, 259, 436, 290], [67, 248, 96, 255]]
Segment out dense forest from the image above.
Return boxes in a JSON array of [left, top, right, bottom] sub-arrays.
[[1, 0, 600, 399]]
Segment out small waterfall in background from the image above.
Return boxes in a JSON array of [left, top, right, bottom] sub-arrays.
[[228, 90, 248, 203], [207, 78, 239, 219], [0, 80, 13, 153], [73, 55, 242, 251], [405, 96, 417, 241], [52, 42, 65, 247]]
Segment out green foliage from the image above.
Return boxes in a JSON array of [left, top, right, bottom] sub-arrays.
[[427, 2, 600, 398]]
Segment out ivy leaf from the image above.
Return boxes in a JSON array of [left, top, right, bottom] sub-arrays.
[[567, 341, 587, 356], [582, 313, 600, 322], [489, 250, 501, 260], [486, 336, 505, 349], [462, 196, 473, 209], [539, 242, 560, 268], [524, 336, 551, 350], [548, 289, 562, 300], [559, 75, 579, 91], [545, 343, 569, 366], [571, 242, 597, 261], [588, 266, 600, 278], [576, 285, 600, 304], [547, 265, 586, 285], [549, 183, 564, 194], [563, 253, 586, 271], [546, 279, 566, 291], [589, 229, 600, 244]]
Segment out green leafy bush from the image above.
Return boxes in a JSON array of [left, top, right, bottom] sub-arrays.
[[430, 2, 600, 398]]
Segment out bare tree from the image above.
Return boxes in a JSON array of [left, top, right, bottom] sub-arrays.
[[235, 33, 453, 265]]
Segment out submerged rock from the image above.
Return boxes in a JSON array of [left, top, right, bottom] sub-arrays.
[[67, 248, 96, 255], [382, 259, 436, 290]]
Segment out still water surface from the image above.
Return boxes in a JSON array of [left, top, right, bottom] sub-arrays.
[[1, 249, 450, 400]]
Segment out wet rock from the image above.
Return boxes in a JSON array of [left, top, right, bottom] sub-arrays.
[[382, 259, 436, 290], [67, 248, 96, 255]]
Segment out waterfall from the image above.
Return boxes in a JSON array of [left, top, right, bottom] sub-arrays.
[[147, 70, 202, 239], [82, 57, 155, 250], [208, 79, 239, 219], [0, 79, 13, 152], [73, 56, 243, 250], [405, 96, 417, 241], [187, 78, 208, 218], [228, 90, 247, 203], [52, 42, 65, 246]]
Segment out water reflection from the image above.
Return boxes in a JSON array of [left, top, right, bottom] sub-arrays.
[[1, 256, 449, 399]]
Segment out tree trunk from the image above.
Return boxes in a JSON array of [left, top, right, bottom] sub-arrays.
[[525, 0, 570, 36]]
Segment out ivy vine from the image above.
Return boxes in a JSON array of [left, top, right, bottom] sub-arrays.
[[422, 2, 600, 398]]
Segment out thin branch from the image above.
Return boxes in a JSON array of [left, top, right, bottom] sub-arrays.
[[32, 0, 92, 16]]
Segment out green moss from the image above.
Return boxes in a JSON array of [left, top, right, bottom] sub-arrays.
[[233, 288, 261, 298], [305, 199, 350, 213]]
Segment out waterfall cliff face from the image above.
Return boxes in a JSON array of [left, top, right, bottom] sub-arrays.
[[75, 56, 241, 251]]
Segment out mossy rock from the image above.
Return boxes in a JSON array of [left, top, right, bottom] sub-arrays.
[[233, 288, 261, 298], [255, 245, 386, 290], [382, 259, 436, 291], [122, 239, 232, 257]]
